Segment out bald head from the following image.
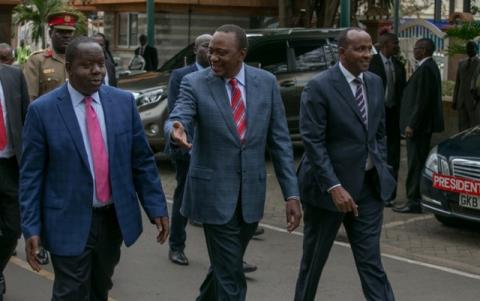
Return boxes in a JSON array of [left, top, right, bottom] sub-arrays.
[[194, 34, 213, 68], [0, 43, 14, 65]]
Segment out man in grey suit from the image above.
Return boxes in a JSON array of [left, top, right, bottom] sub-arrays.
[[453, 41, 480, 131], [0, 63, 29, 300], [165, 24, 302, 301], [295, 28, 396, 301]]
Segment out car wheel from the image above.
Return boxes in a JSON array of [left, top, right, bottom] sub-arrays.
[[434, 214, 462, 227]]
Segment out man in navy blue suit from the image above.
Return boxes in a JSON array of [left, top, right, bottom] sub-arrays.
[[166, 33, 212, 266], [295, 28, 396, 301], [20, 36, 169, 300]]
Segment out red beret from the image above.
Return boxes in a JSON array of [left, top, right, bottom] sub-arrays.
[[47, 12, 77, 31]]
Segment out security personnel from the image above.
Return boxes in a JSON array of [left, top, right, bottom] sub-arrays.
[[23, 12, 77, 101]]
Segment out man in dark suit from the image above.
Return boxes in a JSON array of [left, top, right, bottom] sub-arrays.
[[166, 33, 212, 266], [165, 24, 302, 301], [452, 41, 480, 131], [20, 37, 169, 300], [369, 32, 406, 206], [0, 64, 29, 301], [295, 28, 396, 301], [92, 32, 117, 87], [395, 38, 444, 213], [135, 34, 158, 71]]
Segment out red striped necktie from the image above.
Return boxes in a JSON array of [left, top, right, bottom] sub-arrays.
[[229, 78, 247, 142], [0, 97, 7, 150]]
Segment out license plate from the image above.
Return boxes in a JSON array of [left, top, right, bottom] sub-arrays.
[[459, 194, 480, 210]]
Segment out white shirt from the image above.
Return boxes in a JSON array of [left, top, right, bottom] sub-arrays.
[[225, 63, 247, 107], [0, 80, 14, 158], [417, 56, 431, 68]]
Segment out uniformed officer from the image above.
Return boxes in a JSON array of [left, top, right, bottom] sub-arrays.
[[23, 12, 77, 101]]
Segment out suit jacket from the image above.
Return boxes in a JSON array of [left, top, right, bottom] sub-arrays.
[[0, 64, 29, 163], [452, 56, 480, 111], [20, 84, 168, 256], [164, 65, 299, 224], [368, 54, 406, 108], [105, 56, 117, 87], [297, 65, 395, 211], [135, 45, 158, 71], [400, 58, 444, 134]]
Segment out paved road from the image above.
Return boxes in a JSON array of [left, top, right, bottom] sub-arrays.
[[4, 145, 480, 300]]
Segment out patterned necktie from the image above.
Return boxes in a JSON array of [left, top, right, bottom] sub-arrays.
[[229, 78, 247, 142], [84, 96, 111, 203], [353, 78, 367, 124], [0, 97, 7, 150]]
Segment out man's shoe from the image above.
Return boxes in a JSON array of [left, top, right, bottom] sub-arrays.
[[0, 273, 5, 295], [392, 204, 423, 213], [384, 200, 394, 208], [169, 250, 189, 265], [243, 261, 257, 273], [253, 226, 265, 237]]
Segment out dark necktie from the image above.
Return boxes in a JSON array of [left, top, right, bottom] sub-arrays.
[[385, 60, 395, 107], [353, 78, 367, 124], [229, 78, 247, 142]]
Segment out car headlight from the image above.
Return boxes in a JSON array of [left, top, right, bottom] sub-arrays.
[[135, 88, 166, 108], [424, 146, 450, 177]]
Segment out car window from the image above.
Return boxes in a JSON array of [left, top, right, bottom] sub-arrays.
[[291, 40, 338, 72], [246, 40, 288, 74]]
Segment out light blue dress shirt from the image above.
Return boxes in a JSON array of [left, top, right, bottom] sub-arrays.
[[225, 63, 247, 107], [67, 82, 112, 207]]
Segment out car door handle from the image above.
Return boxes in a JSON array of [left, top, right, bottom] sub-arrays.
[[280, 80, 296, 87]]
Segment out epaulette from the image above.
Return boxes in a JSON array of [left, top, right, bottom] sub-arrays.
[[43, 48, 54, 58]]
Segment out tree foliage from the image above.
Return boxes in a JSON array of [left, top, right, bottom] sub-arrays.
[[13, 0, 86, 49], [446, 22, 480, 56]]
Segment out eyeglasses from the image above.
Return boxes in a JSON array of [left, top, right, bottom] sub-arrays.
[[414, 46, 425, 50]]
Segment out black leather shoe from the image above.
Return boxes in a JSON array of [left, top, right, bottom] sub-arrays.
[[253, 226, 265, 237], [189, 220, 202, 227], [242, 261, 257, 273], [384, 200, 394, 208], [0, 273, 5, 296], [392, 204, 423, 213], [169, 250, 189, 265]]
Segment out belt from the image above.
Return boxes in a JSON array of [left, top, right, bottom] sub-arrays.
[[92, 204, 114, 213]]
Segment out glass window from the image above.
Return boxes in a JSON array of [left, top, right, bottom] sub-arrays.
[[117, 13, 139, 47], [292, 40, 338, 72], [246, 41, 288, 74]]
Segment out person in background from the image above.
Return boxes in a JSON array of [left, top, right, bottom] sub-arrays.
[[295, 28, 396, 301], [369, 32, 406, 207], [165, 24, 301, 301], [23, 11, 76, 101], [0, 61, 29, 301], [0, 44, 15, 65], [452, 40, 480, 131], [92, 32, 117, 87], [20, 37, 169, 300], [135, 34, 158, 71], [395, 38, 444, 214]]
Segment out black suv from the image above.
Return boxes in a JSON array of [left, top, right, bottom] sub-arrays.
[[118, 28, 341, 152]]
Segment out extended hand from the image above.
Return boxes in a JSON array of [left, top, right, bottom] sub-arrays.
[[171, 121, 192, 149], [404, 126, 414, 138], [330, 186, 358, 217], [285, 198, 302, 232], [25, 235, 41, 272], [154, 216, 169, 244]]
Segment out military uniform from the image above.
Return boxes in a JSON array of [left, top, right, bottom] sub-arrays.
[[23, 48, 67, 101]]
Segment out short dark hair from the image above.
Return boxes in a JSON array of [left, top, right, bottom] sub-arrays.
[[66, 36, 98, 63], [337, 27, 365, 49], [215, 24, 248, 50], [417, 38, 435, 56], [466, 40, 478, 51], [378, 32, 398, 47]]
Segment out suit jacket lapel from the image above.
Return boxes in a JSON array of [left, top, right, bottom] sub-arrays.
[[331, 65, 366, 130], [207, 71, 239, 142], [364, 73, 377, 135], [0, 66, 12, 128], [98, 87, 115, 159], [244, 66, 259, 142], [56, 84, 90, 169]]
